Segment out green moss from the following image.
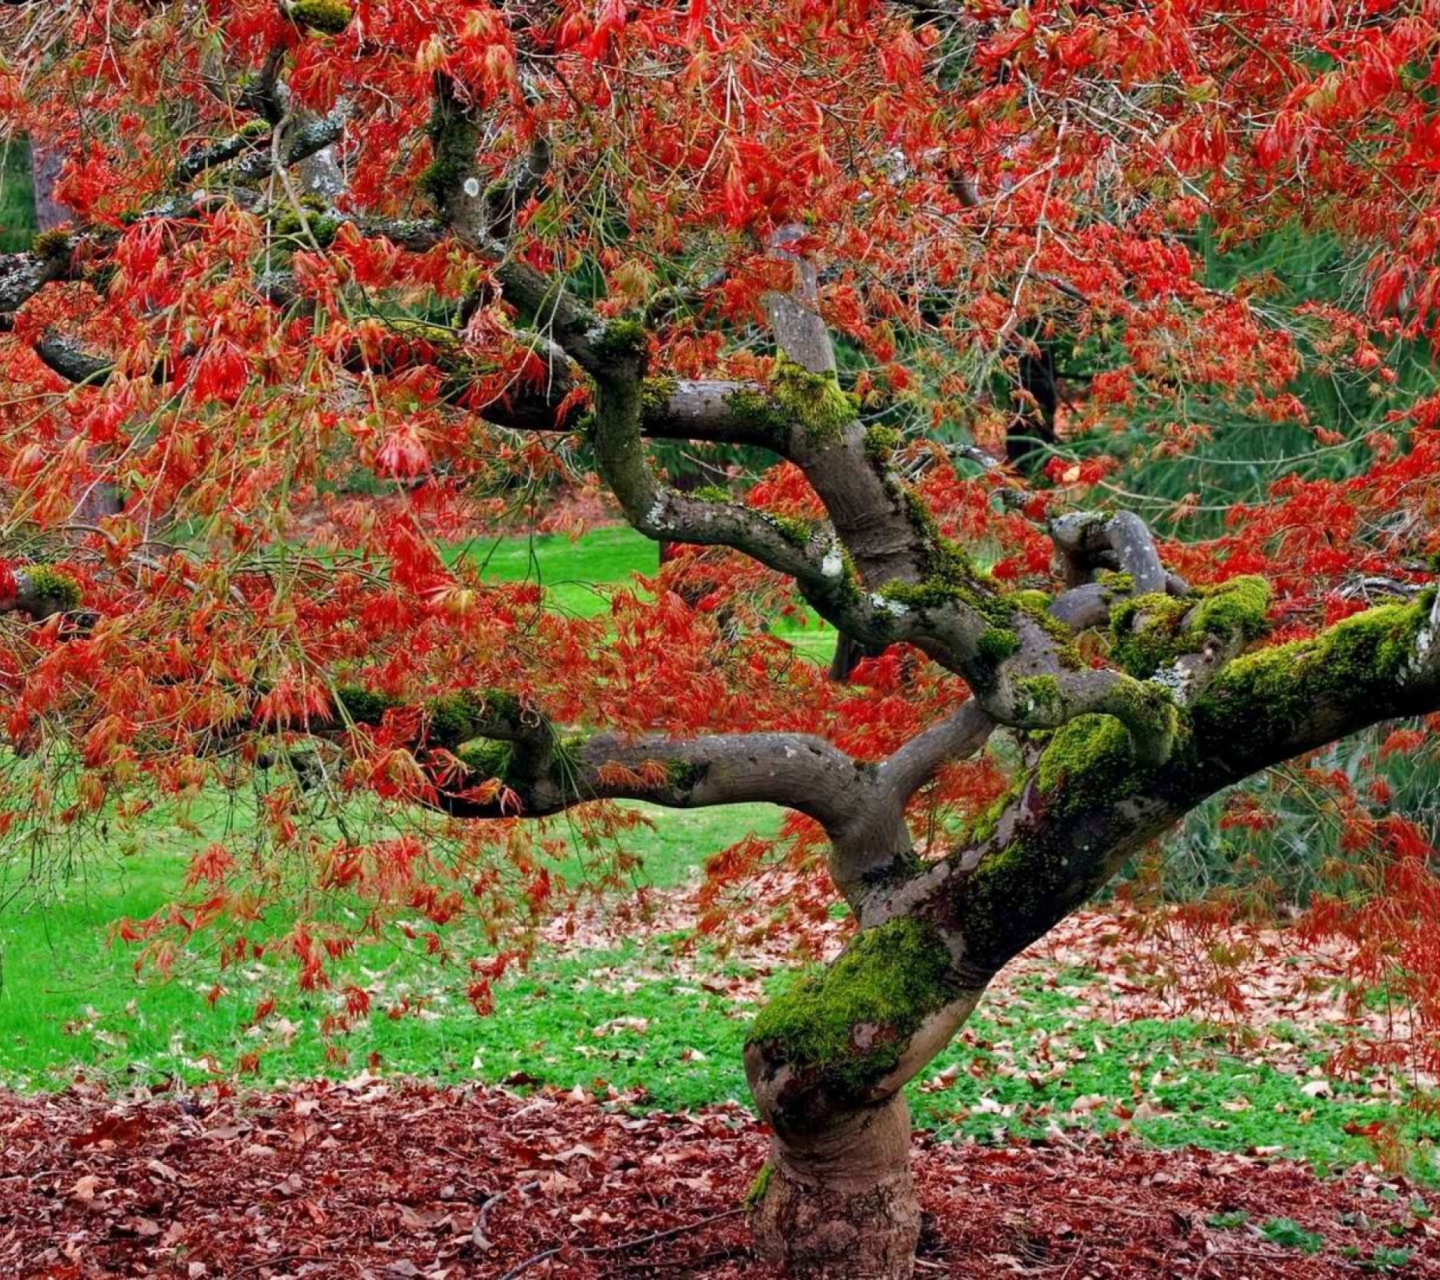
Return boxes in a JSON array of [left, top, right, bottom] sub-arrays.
[[1110, 577, 1272, 679], [640, 375, 678, 420], [1188, 575, 1272, 644], [723, 387, 789, 439], [768, 515, 814, 547], [591, 319, 648, 362], [1011, 589, 1086, 663], [1192, 602, 1425, 758], [744, 1161, 773, 1209], [289, 0, 353, 35], [425, 689, 520, 749], [746, 917, 955, 1097], [876, 561, 1011, 638], [457, 740, 513, 781], [665, 759, 707, 792], [333, 686, 396, 726], [768, 357, 858, 442], [419, 92, 480, 213], [1096, 570, 1134, 593], [1013, 674, 1063, 720], [903, 488, 944, 542], [238, 119, 272, 140], [960, 717, 1142, 964], [427, 690, 480, 747], [30, 229, 72, 264], [977, 627, 1022, 665], [21, 565, 81, 612], [1035, 714, 1137, 809], [273, 206, 340, 247], [690, 485, 732, 504], [1102, 677, 1180, 762], [1109, 592, 1192, 678], [863, 425, 902, 464], [961, 782, 1023, 848]]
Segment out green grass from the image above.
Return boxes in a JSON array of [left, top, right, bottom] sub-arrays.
[[455, 524, 656, 619], [0, 138, 36, 254], [0, 791, 779, 1082], [6, 882, 1437, 1183], [450, 522, 838, 660]]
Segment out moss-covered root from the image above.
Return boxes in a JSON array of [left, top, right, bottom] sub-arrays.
[[745, 917, 957, 1111]]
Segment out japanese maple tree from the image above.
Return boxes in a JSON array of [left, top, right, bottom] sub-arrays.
[[5, 1, 1440, 1275]]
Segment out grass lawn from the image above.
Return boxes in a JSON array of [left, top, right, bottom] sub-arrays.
[[1, 523, 1437, 1188], [453, 521, 838, 660], [0, 139, 36, 255]]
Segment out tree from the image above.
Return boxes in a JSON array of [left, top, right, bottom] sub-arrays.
[[3, 1, 1440, 1276]]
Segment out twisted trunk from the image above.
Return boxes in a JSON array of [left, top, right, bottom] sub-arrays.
[[742, 900, 991, 1277], [750, 1095, 920, 1278]]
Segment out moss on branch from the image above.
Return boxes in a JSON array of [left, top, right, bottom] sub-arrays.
[[591, 319, 649, 363], [769, 358, 859, 442], [1191, 600, 1427, 757], [863, 425, 902, 464], [425, 689, 522, 749], [21, 565, 82, 613], [1110, 576, 1271, 679], [959, 714, 1141, 965], [722, 360, 858, 445], [418, 86, 480, 216], [30, 230, 74, 265], [289, 0, 354, 34], [333, 685, 397, 726], [456, 739, 514, 781]]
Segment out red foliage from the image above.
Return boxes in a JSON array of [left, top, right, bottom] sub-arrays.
[[2, 0, 1440, 1070]]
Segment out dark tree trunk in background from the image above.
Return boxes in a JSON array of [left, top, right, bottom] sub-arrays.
[[1005, 341, 1060, 474], [829, 633, 887, 682]]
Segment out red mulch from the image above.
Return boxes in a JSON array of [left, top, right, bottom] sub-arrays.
[[2, 1081, 1436, 1278]]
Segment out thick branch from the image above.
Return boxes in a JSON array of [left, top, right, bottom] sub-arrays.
[[33, 332, 113, 385], [433, 730, 876, 835], [746, 593, 1440, 1144], [0, 248, 71, 314], [233, 103, 350, 183]]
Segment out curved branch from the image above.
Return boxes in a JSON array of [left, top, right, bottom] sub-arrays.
[[432, 729, 876, 835], [876, 701, 994, 799]]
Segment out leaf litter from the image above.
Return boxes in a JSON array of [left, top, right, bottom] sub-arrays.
[[2, 1079, 1438, 1277]]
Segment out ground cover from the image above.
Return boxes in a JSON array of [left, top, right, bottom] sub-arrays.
[[2, 1079, 1435, 1278]]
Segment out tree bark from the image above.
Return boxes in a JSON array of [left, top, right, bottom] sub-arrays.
[[751, 1094, 921, 1279]]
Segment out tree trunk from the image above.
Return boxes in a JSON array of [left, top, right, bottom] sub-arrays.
[[29, 141, 70, 231], [751, 1094, 920, 1279]]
